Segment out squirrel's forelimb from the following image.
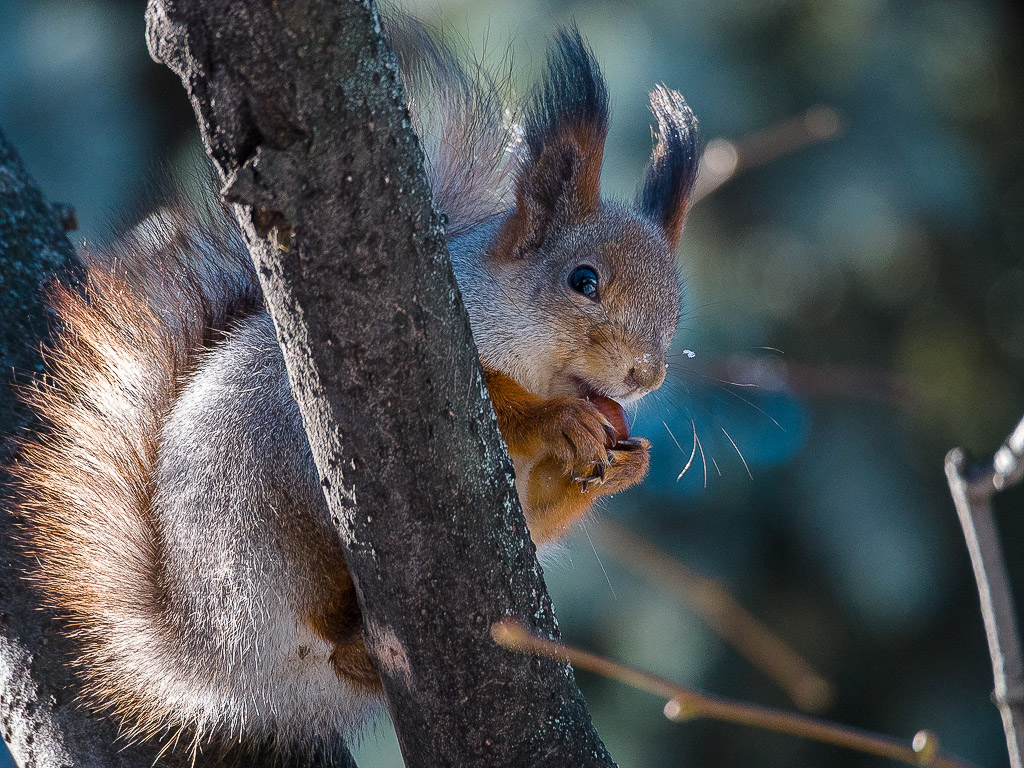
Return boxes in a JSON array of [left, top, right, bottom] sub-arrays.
[[484, 369, 651, 542]]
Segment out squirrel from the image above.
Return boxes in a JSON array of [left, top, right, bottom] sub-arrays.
[[8, 18, 697, 759]]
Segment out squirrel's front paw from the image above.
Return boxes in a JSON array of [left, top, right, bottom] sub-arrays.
[[601, 437, 651, 492], [545, 399, 618, 488]]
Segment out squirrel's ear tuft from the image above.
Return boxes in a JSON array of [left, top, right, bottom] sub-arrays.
[[521, 25, 609, 173], [636, 85, 699, 250], [495, 26, 609, 259]]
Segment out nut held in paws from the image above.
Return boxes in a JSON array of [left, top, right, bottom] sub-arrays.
[[586, 393, 630, 442]]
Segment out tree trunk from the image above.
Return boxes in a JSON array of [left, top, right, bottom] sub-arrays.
[[145, 0, 616, 765]]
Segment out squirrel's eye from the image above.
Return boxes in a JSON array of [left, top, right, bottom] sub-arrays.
[[569, 266, 600, 300]]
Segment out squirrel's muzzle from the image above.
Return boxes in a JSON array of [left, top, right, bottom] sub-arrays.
[[624, 357, 665, 392]]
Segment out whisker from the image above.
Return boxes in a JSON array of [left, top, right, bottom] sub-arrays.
[[719, 386, 786, 432], [663, 364, 785, 436], [664, 419, 697, 481], [672, 367, 761, 389], [686, 368, 756, 389], [721, 426, 753, 480], [582, 520, 616, 599], [686, 408, 709, 489], [710, 456, 722, 477], [658, 379, 692, 397], [663, 420, 685, 453]]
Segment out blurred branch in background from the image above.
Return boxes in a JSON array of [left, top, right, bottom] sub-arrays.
[[946, 415, 1024, 768], [593, 520, 832, 713], [493, 618, 980, 768], [691, 105, 844, 205]]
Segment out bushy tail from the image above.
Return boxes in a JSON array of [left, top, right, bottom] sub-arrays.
[[386, 15, 519, 237], [9, 195, 261, 738]]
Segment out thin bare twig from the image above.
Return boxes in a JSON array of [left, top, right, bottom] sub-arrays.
[[691, 104, 843, 204], [493, 619, 980, 768], [593, 519, 832, 712], [945, 415, 1024, 768]]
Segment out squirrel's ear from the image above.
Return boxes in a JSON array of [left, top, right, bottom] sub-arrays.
[[636, 85, 699, 250], [494, 26, 609, 259]]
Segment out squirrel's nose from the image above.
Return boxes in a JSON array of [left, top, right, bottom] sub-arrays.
[[624, 360, 664, 392]]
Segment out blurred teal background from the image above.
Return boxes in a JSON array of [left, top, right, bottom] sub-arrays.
[[2, 0, 1023, 766]]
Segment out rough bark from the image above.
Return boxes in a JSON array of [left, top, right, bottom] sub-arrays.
[[145, 0, 616, 766], [0, 131, 79, 467], [0, 131, 358, 767]]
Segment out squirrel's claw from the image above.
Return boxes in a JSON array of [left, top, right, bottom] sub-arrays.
[[599, 418, 618, 448], [614, 437, 645, 452], [571, 460, 608, 492]]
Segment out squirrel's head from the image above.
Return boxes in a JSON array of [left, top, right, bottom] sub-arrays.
[[486, 27, 698, 404]]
